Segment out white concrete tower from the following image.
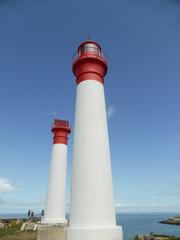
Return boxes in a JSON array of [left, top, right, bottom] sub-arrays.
[[67, 41, 123, 240], [43, 119, 71, 224]]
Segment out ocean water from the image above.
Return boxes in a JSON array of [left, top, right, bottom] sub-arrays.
[[116, 213, 180, 240], [0, 213, 180, 240]]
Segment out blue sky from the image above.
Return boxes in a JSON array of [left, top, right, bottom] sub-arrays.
[[0, 0, 180, 214]]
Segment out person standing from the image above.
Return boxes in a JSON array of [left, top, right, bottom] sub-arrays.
[[41, 210, 44, 222], [28, 209, 31, 219], [31, 211, 34, 220]]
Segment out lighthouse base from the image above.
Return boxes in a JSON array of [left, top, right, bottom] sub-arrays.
[[67, 226, 123, 240], [37, 223, 67, 240]]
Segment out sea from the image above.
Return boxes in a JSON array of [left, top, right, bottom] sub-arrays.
[[0, 212, 180, 240]]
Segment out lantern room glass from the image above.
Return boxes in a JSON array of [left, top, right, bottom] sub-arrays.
[[78, 43, 101, 56]]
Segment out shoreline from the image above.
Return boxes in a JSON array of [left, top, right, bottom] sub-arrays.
[[1, 214, 180, 240]]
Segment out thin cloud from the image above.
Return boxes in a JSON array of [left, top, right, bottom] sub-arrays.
[[107, 105, 115, 119], [14, 199, 44, 207], [42, 111, 57, 116], [115, 203, 169, 208], [160, 191, 180, 196], [0, 198, 44, 207], [0, 178, 16, 193]]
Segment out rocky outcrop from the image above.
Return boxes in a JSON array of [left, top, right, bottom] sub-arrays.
[[159, 217, 180, 226]]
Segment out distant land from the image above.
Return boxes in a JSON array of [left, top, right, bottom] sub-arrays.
[[135, 233, 180, 240], [160, 216, 180, 226]]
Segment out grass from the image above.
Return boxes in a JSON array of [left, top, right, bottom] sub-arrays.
[[0, 231, 37, 240], [154, 234, 180, 239], [0, 224, 21, 238]]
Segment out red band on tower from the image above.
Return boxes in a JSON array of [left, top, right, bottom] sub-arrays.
[[51, 119, 71, 145], [72, 41, 108, 85]]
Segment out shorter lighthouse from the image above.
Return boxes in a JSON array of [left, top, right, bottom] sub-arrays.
[[43, 119, 71, 224]]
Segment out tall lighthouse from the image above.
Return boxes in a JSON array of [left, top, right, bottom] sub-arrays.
[[67, 41, 123, 240], [43, 119, 71, 224]]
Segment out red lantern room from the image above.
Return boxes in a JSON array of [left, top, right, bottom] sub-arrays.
[[72, 41, 108, 85]]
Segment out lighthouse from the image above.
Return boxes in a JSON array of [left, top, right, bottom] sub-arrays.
[[43, 119, 71, 224], [67, 41, 123, 240]]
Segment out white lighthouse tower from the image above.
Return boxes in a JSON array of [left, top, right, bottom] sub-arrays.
[[43, 119, 71, 224], [67, 41, 123, 240]]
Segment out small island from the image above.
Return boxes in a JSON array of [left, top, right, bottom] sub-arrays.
[[159, 217, 180, 226], [135, 233, 180, 240]]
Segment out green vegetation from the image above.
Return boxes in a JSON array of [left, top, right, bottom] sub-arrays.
[[153, 234, 180, 240], [0, 223, 21, 238], [0, 231, 37, 240], [134, 235, 139, 240], [134, 233, 180, 240], [0, 218, 39, 240], [170, 237, 180, 240]]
